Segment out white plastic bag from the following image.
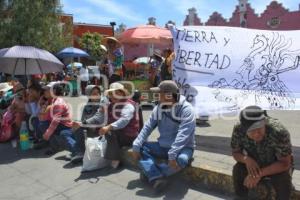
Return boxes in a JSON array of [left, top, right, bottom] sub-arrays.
[[82, 136, 109, 172]]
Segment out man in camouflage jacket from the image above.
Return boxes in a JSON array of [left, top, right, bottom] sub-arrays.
[[231, 106, 293, 200]]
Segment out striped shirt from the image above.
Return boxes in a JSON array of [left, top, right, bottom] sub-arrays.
[[44, 98, 73, 139]]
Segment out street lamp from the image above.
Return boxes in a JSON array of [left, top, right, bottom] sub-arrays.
[[110, 21, 116, 36]]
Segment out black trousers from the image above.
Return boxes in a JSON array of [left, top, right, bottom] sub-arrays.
[[104, 130, 136, 160], [233, 162, 292, 200], [109, 74, 121, 84]]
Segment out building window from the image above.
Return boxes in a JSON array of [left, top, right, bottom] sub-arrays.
[[268, 17, 281, 28]]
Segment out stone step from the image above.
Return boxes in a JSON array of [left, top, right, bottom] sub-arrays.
[[120, 148, 300, 200]]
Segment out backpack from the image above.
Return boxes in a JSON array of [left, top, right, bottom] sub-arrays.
[[0, 110, 15, 142]]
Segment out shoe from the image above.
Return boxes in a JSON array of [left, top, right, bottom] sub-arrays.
[[111, 160, 120, 169], [44, 148, 58, 156], [152, 178, 168, 193], [71, 153, 84, 164], [33, 140, 48, 150], [139, 172, 148, 183], [64, 153, 73, 161]]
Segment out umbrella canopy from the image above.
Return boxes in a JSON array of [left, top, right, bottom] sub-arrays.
[[57, 47, 90, 58], [133, 57, 150, 64], [118, 25, 172, 45], [67, 62, 83, 69], [0, 46, 64, 75]]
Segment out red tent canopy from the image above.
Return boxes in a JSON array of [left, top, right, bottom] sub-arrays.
[[118, 25, 172, 45]]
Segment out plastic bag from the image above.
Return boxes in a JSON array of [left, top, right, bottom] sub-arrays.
[[82, 136, 109, 172]]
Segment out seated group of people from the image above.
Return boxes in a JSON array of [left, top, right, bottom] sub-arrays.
[[0, 79, 295, 198]]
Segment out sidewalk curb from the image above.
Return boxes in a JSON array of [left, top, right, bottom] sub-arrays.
[[121, 148, 300, 199]]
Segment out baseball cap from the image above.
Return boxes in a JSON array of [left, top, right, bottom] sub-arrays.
[[240, 106, 266, 133], [150, 80, 179, 94]]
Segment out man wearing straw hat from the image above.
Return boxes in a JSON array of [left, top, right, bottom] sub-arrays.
[[102, 37, 124, 84]]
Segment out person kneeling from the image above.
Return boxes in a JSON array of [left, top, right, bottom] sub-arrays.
[[132, 80, 196, 193], [42, 83, 83, 163], [231, 106, 293, 200]]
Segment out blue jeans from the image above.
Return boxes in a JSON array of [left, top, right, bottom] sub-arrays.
[[49, 124, 79, 155], [37, 121, 50, 140], [139, 142, 193, 182]]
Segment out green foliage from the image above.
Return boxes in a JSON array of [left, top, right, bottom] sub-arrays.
[[79, 32, 105, 61], [0, 0, 72, 52]]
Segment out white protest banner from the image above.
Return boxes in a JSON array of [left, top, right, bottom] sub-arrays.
[[170, 26, 300, 117]]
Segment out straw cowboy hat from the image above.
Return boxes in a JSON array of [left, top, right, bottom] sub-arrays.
[[102, 37, 122, 48], [104, 82, 128, 96], [0, 83, 13, 93]]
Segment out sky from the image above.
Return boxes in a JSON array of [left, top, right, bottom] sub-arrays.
[[62, 0, 300, 28]]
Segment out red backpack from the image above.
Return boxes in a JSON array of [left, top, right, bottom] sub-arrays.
[[0, 110, 15, 142]]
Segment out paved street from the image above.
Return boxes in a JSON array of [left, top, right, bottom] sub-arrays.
[[0, 143, 231, 200], [1, 96, 299, 200]]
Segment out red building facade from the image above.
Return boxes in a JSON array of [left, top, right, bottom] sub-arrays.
[[183, 1, 300, 30], [59, 14, 114, 48]]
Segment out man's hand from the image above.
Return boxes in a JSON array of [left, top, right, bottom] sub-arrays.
[[72, 121, 81, 129], [168, 160, 181, 171], [244, 174, 261, 189], [245, 156, 261, 178], [43, 132, 51, 141], [132, 151, 141, 161], [99, 125, 112, 135]]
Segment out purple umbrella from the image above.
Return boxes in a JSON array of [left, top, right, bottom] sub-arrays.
[[0, 46, 64, 75]]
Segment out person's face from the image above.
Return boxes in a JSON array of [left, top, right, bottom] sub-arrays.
[[107, 40, 117, 49], [44, 89, 52, 99], [28, 89, 39, 100], [90, 88, 101, 102], [159, 92, 174, 104], [247, 125, 266, 143], [109, 90, 124, 103]]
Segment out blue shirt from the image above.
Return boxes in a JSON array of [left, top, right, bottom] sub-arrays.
[[133, 96, 196, 160]]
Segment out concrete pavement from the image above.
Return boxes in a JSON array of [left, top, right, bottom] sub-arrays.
[[0, 143, 231, 200]]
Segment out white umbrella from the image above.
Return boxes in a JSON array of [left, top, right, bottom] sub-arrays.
[[133, 57, 150, 64], [0, 46, 64, 75]]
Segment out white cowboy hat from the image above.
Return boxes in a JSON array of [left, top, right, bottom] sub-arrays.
[[100, 45, 107, 52], [104, 82, 128, 96], [0, 83, 13, 93]]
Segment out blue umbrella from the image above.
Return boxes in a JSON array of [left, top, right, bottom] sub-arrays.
[[67, 62, 83, 69], [57, 47, 90, 58]]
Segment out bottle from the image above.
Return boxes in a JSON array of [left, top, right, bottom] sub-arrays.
[[19, 121, 30, 150]]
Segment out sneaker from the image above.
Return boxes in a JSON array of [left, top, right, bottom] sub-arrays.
[[139, 172, 148, 183], [71, 153, 84, 164], [152, 178, 168, 193]]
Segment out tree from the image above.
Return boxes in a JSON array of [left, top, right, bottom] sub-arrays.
[[79, 32, 105, 62], [0, 0, 72, 52]]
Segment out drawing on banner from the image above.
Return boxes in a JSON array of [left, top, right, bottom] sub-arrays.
[[173, 68, 198, 104], [209, 32, 300, 109]]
